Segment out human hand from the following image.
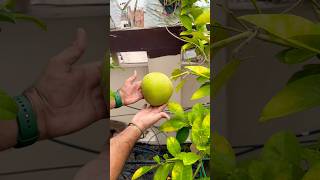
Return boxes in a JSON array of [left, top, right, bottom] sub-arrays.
[[24, 28, 106, 139], [118, 70, 143, 106], [131, 104, 169, 132]]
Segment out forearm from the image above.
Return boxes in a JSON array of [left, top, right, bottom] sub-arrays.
[[110, 126, 141, 180]]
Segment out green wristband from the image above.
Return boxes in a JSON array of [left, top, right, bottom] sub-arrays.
[[114, 90, 123, 108], [14, 95, 39, 148]]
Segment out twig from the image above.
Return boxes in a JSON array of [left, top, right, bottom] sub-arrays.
[[193, 160, 203, 178], [281, 0, 304, 14], [165, 26, 209, 61], [249, 0, 262, 14], [211, 31, 252, 50], [232, 30, 258, 58], [214, 2, 249, 30]]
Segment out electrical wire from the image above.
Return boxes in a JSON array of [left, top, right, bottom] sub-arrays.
[[49, 139, 100, 154], [0, 164, 83, 176]]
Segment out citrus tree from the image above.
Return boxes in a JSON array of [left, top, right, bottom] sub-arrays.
[[0, 0, 46, 121], [130, 0, 210, 179], [212, 1, 320, 179]]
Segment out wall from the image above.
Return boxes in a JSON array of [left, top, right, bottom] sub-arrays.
[[0, 15, 107, 180], [224, 2, 320, 147]]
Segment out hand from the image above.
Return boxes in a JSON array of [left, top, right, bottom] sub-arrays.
[[131, 104, 170, 132], [24, 28, 106, 139], [118, 70, 143, 106]]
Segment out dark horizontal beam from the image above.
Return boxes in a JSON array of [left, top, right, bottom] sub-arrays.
[[109, 26, 185, 58]]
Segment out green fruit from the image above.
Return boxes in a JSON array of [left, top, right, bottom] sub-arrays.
[[142, 72, 173, 106]]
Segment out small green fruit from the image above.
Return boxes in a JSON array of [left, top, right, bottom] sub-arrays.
[[142, 72, 173, 106]]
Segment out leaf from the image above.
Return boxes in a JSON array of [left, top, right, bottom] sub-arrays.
[[191, 82, 210, 100], [261, 131, 302, 166], [153, 155, 161, 164], [0, 10, 16, 23], [249, 0, 261, 13], [191, 114, 210, 151], [176, 152, 201, 165], [194, 8, 209, 25], [260, 74, 320, 121], [160, 118, 188, 132], [185, 66, 210, 79], [239, 14, 320, 53], [0, 89, 18, 120], [168, 102, 184, 117], [13, 13, 47, 31], [212, 132, 236, 178], [196, 76, 208, 84], [176, 127, 190, 144], [212, 59, 241, 100], [171, 69, 185, 80], [3, 0, 16, 10], [171, 161, 193, 180], [132, 166, 155, 180], [302, 148, 320, 167], [288, 64, 320, 84], [302, 163, 320, 180], [181, 42, 194, 51], [276, 48, 316, 64], [167, 137, 181, 157], [153, 163, 173, 180], [175, 79, 186, 92], [180, 14, 193, 30]]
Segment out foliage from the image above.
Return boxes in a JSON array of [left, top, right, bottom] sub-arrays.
[[132, 0, 210, 179], [0, 0, 47, 120], [212, 1, 320, 179]]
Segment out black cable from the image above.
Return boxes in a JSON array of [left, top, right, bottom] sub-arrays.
[[49, 139, 100, 154], [0, 164, 83, 176]]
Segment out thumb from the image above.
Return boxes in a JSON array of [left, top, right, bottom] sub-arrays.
[[52, 28, 87, 67]]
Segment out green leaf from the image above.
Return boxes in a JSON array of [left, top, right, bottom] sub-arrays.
[[176, 127, 190, 144], [287, 64, 320, 84], [168, 102, 184, 117], [167, 137, 181, 157], [181, 42, 194, 51], [160, 118, 188, 132], [239, 14, 320, 53], [196, 76, 208, 84], [191, 114, 210, 151], [180, 14, 193, 30], [3, 0, 16, 10], [261, 131, 302, 166], [185, 66, 210, 79], [132, 166, 155, 180], [191, 82, 210, 100], [0, 89, 18, 120], [302, 148, 320, 167], [276, 48, 316, 64], [0, 10, 16, 23], [171, 69, 186, 80], [13, 13, 47, 31], [153, 155, 161, 164], [260, 74, 320, 121], [302, 163, 320, 180], [175, 79, 186, 92], [171, 161, 192, 180], [212, 59, 241, 100], [153, 163, 173, 180], [212, 132, 236, 178], [176, 152, 201, 165], [194, 8, 209, 25]]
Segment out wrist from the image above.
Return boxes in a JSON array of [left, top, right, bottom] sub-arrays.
[[118, 89, 126, 106], [24, 88, 48, 140]]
